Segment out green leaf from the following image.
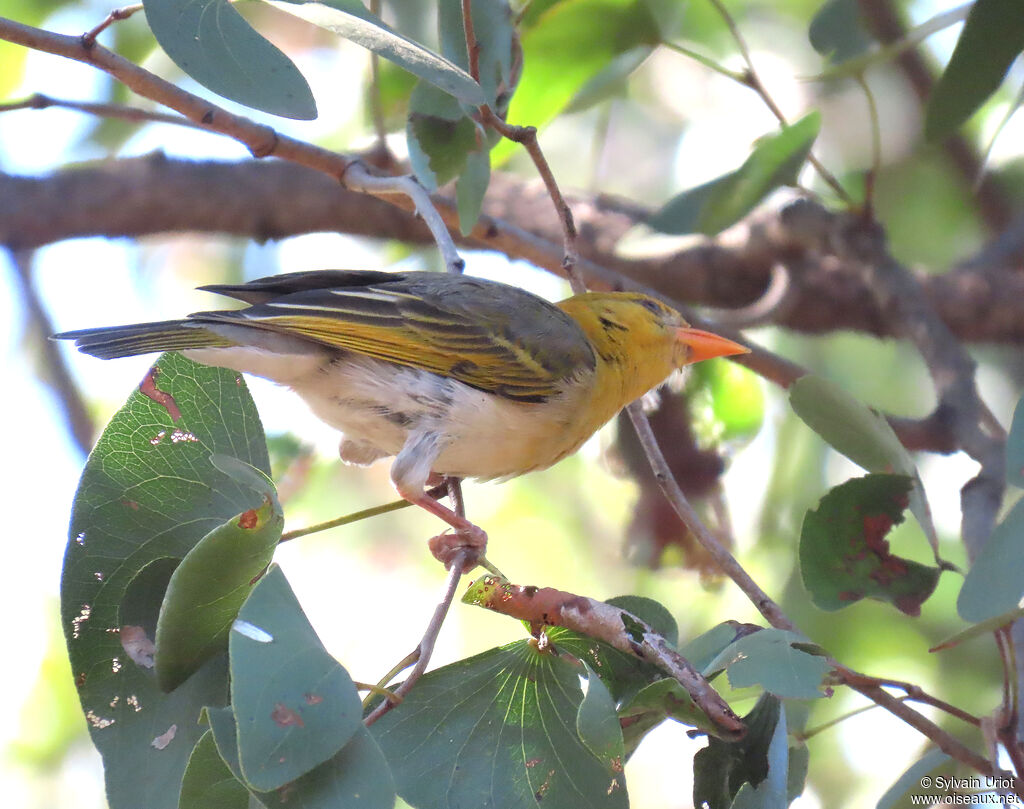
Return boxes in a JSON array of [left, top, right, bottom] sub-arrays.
[[406, 81, 480, 189], [648, 113, 821, 236], [179, 730, 250, 809], [155, 482, 283, 692], [790, 375, 939, 559], [230, 565, 362, 791], [807, 5, 970, 82], [931, 603, 1024, 652], [565, 46, 653, 112], [618, 678, 720, 747], [957, 498, 1024, 623], [455, 148, 492, 235], [925, 0, 1024, 140], [693, 695, 781, 809], [808, 0, 874, 64], [439, 0, 515, 109], [707, 629, 827, 700], [62, 353, 269, 809], [605, 595, 679, 647], [800, 474, 940, 616], [492, 0, 661, 164], [370, 642, 629, 809], [267, 0, 485, 105], [685, 622, 755, 674], [576, 663, 627, 777], [729, 704, 789, 809], [1007, 394, 1024, 489], [876, 748, 952, 809], [141, 0, 316, 119], [207, 705, 395, 808]]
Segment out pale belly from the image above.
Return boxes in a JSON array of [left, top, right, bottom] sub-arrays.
[[185, 345, 597, 481]]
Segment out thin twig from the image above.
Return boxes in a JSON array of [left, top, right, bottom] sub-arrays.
[[704, 0, 852, 204], [0, 16, 465, 271], [11, 249, 95, 454], [342, 162, 464, 273], [836, 669, 981, 728], [460, 0, 583, 291], [853, 74, 882, 213], [626, 401, 795, 630], [81, 3, 141, 48], [366, 0, 389, 158], [0, 92, 211, 130], [466, 575, 746, 738], [363, 548, 471, 726]]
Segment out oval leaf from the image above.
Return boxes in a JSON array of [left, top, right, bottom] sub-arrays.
[[925, 0, 1024, 140], [1007, 394, 1024, 489], [648, 112, 821, 236], [178, 730, 249, 809], [790, 374, 939, 559], [706, 629, 828, 700], [406, 80, 479, 189], [142, 0, 316, 119], [207, 705, 395, 808], [267, 0, 485, 105], [230, 565, 363, 791], [155, 488, 283, 692], [61, 352, 269, 809], [957, 498, 1024, 623], [800, 473, 940, 616]]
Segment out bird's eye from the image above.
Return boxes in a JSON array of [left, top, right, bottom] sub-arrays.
[[639, 298, 663, 315]]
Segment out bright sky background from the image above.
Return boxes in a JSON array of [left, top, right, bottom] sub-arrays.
[[4, 2, 1023, 808]]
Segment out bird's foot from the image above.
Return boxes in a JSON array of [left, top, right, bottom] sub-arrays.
[[428, 523, 487, 573]]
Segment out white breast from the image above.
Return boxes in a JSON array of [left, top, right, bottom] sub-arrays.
[[184, 345, 592, 481]]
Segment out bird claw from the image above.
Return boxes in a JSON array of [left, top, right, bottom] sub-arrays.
[[428, 525, 487, 573]]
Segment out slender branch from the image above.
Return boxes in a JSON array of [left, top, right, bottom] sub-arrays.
[[0, 93, 211, 129], [855, 0, 1013, 232], [12, 249, 96, 454], [461, 1, 583, 290], [343, 162, 464, 273], [465, 575, 746, 738], [278, 484, 448, 543], [705, 0, 851, 204], [363, 548, 471, 726], [661, 39, 746, 83], [366, 0, 388, 157], [836, 669, 981, 728], [853, 74, 881, 212], [81, 3, 141, 48], [0, 16, 465, 269]]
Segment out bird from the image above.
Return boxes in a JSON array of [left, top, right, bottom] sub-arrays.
[[55, 269, 749, 569]]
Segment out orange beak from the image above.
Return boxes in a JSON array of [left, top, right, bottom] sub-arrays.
[[677, 327, 750, 364]]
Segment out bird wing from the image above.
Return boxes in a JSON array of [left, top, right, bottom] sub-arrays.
[[193, 271, 596, 402]]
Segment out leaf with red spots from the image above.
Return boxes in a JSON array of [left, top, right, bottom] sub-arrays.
[[799, 474, 940, 616], [790, 376, 941, 563], [229, 566, 362, 792], [62, 352, 269, 809]]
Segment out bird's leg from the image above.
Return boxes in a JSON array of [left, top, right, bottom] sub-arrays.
[[391, 433, 487, 572]]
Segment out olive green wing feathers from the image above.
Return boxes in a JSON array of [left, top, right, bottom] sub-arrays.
[[194, 271, 597, 402]]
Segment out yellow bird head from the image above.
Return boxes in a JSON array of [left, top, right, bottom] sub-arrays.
[[557, 291, 747, 415]]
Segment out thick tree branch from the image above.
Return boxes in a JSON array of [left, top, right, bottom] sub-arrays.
[[3, 157, 1023, 343]]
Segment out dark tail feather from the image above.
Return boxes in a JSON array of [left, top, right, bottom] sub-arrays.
[[52, 320, 234, 360]]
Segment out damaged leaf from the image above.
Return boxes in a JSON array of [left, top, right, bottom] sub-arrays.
[[61, 353, 268, 809], [800, 473, 940, 616], [230, 565, 362, 792]]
